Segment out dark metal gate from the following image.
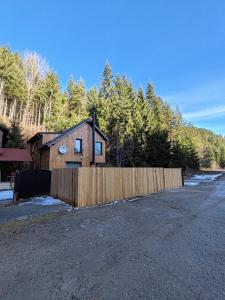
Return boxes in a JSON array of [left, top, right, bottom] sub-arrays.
[[14, 170, 51, 201]]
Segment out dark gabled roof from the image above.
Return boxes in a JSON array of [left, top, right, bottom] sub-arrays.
[[27, 131, 61, 144], [41, 118, 109, 149]]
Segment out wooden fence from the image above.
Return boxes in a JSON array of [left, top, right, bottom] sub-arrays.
[[51, 167, 183, 207]]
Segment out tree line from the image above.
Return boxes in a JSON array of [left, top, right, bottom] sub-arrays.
[[1, 46, 225, 170]]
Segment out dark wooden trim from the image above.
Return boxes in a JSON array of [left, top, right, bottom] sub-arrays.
[[181, 169, 184, 186]]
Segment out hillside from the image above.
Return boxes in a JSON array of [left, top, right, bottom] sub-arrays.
[[1, 46, 225, 170]]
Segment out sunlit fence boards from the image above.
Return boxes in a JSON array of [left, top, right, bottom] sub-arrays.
[[51, 167, 183, 207]]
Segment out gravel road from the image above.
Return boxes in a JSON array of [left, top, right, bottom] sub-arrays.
[[0, 174, 225, 299]]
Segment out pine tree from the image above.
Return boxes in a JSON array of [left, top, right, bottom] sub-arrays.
[[146, 82, 164, 131], [162, 103, 172, 138], [97, 63, 114, 134], [174, 105, 183, 128], [201, 147, 214, 168], [87, 87, 99, 117], [219, 146, 225, 168], [171, 140, 188, 169], [0, 47, 27, 102], [45, 92, 68, 131], [67, 79, 87, 126], [146, 82, 155, 104], [130, 87, 149, 166], [145, 130, 171, 167], [0, 47, 27, 122], [187, 140, 200, 170], [6, 120, 25, 149], [100, 63, 113, 99]]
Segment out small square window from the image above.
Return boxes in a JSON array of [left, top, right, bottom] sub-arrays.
[[75, 139, 82, 154], [65, 161, 81, 168], [95, 142, 102, 156]]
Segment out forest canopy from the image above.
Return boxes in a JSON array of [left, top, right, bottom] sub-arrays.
[[0, 46, 225, 170]]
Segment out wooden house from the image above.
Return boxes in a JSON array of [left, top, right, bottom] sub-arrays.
[[27, 119, 109, 169]]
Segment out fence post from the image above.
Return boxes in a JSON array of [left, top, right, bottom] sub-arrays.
[[162, 168, 166, 190], [181, 169, 184, 186], [12, 192, 18, 203]]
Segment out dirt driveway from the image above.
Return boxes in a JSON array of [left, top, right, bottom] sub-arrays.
[[1, 175, 225, 299]]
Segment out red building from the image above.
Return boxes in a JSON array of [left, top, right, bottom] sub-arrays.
[[0, 124, 32, 181]]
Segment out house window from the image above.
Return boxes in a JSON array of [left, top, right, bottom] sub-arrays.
[[65, 161, 81, 168], [96, 141, 102, 156], [75, 139, 82, 154]]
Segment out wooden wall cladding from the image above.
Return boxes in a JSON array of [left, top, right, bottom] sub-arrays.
[[42, 133, 60, 144]]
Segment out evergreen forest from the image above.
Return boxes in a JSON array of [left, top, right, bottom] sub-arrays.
[[1, 46, 225, 170]]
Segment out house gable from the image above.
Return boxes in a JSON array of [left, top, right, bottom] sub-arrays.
[[41, 118, 108, 149], [49, 122, 106, 168]]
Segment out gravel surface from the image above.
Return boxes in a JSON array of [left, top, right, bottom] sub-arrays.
[[0, 175, 225, 299]]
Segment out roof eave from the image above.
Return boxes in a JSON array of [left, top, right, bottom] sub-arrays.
[[27, 131, 61, 144], [27, 133, 42, 144]]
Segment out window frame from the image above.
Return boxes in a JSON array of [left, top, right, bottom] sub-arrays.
[[75, 138, 82, 155], [65, 161, 81, 168], [95, 141, 103, 156]]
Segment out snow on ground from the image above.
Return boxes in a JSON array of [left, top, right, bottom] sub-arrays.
[[185, 173, 223, 186], [0, 191, 66, 205], [19, 196, 65, 206], [0, 190, 13, 201]]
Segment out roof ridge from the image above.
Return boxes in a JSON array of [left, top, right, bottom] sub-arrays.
[[40, 118, 108, 149]]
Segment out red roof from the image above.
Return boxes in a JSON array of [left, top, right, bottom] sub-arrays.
[[0, 148, 32, 162]]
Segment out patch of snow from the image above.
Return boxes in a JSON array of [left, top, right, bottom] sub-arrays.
[[192, 174, 222, 181], [127, 197, 141, 202], [184, 181, 199, 186], [184, 173, 223, 187], [0, 190, 13, 201], [16, 215, 28, 221], [19, 196, 65, 206], [67, 206, 74, 212]]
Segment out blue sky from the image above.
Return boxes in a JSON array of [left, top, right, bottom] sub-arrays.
[[1, 0, 225, 134]]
